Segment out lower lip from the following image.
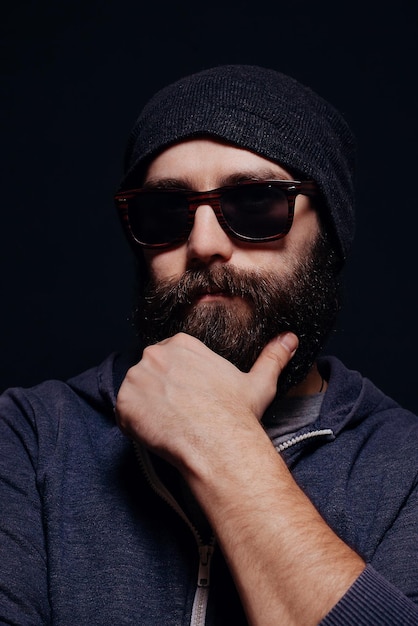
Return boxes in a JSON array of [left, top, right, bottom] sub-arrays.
[[196, 293, 230, 302], [192, 294, 251, 313]]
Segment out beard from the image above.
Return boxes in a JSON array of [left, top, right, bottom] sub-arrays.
[[133, 232, 341, 396]]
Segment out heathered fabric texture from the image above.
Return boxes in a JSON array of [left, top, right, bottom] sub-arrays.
[[121, 65, 356, 260], [1, 353, 418, 624]]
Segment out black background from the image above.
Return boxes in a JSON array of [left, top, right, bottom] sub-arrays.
[[2, 1, 418, 412]]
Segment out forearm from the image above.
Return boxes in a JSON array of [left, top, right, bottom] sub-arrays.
[[183, 426, 365, 626]]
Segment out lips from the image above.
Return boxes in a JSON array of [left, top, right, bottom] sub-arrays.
[[193, 289, 230, 302], [198, 287, 227, 296]]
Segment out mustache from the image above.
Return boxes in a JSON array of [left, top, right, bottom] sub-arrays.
[[144, 265, 276, 308]]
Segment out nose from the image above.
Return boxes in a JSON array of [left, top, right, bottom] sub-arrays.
[[187, 204, 234, 267]]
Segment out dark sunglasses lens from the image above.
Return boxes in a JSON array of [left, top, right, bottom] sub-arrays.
[[221, 185, 289, 239], [128, 192, 188, 245]]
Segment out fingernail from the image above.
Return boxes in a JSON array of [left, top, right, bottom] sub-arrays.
[[278, 332, 298, 355]]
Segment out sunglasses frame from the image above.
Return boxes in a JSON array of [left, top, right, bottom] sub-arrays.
[[114, 179, 318, 248]]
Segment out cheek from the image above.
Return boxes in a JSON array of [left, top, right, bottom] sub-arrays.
[[144, 247, 188, 281]]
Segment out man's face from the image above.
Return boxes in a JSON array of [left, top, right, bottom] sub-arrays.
[[142, 138, 321, 285], [135, 138, 340, 394]]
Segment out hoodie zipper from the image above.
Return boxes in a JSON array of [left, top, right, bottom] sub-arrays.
[[275, 428, 334, 452], [190, 544, 214, 625], [133, 442, 215, 626]]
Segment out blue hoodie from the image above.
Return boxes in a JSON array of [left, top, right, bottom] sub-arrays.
[[1, 352, 418, 625]]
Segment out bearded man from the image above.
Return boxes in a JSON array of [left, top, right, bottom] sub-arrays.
[[1, 65, 418, 625]]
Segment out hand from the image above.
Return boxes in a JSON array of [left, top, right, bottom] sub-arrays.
[[117, 331, 366, 626], [115, 331, 298, 472]]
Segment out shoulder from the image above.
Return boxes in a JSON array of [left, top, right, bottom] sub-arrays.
[[316, 355, 418, 462], [0, 352, 123, 470]]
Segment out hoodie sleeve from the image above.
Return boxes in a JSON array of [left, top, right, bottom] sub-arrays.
[[320, 421, 418, 625], [0, 387, 52, 625], [321, 566, 418, 625]]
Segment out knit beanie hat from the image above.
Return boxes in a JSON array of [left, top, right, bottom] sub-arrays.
[[121, 64, 356, 261]]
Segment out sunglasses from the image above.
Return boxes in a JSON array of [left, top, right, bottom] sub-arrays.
[[114, 179, 318, 248]]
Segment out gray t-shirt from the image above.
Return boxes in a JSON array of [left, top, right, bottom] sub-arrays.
[[263, 393, 324, 446]]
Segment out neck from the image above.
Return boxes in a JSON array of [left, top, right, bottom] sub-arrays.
[[286, 363, 326, 397]]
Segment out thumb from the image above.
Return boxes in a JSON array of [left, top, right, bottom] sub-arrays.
[[249, 332, 299, 409]]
